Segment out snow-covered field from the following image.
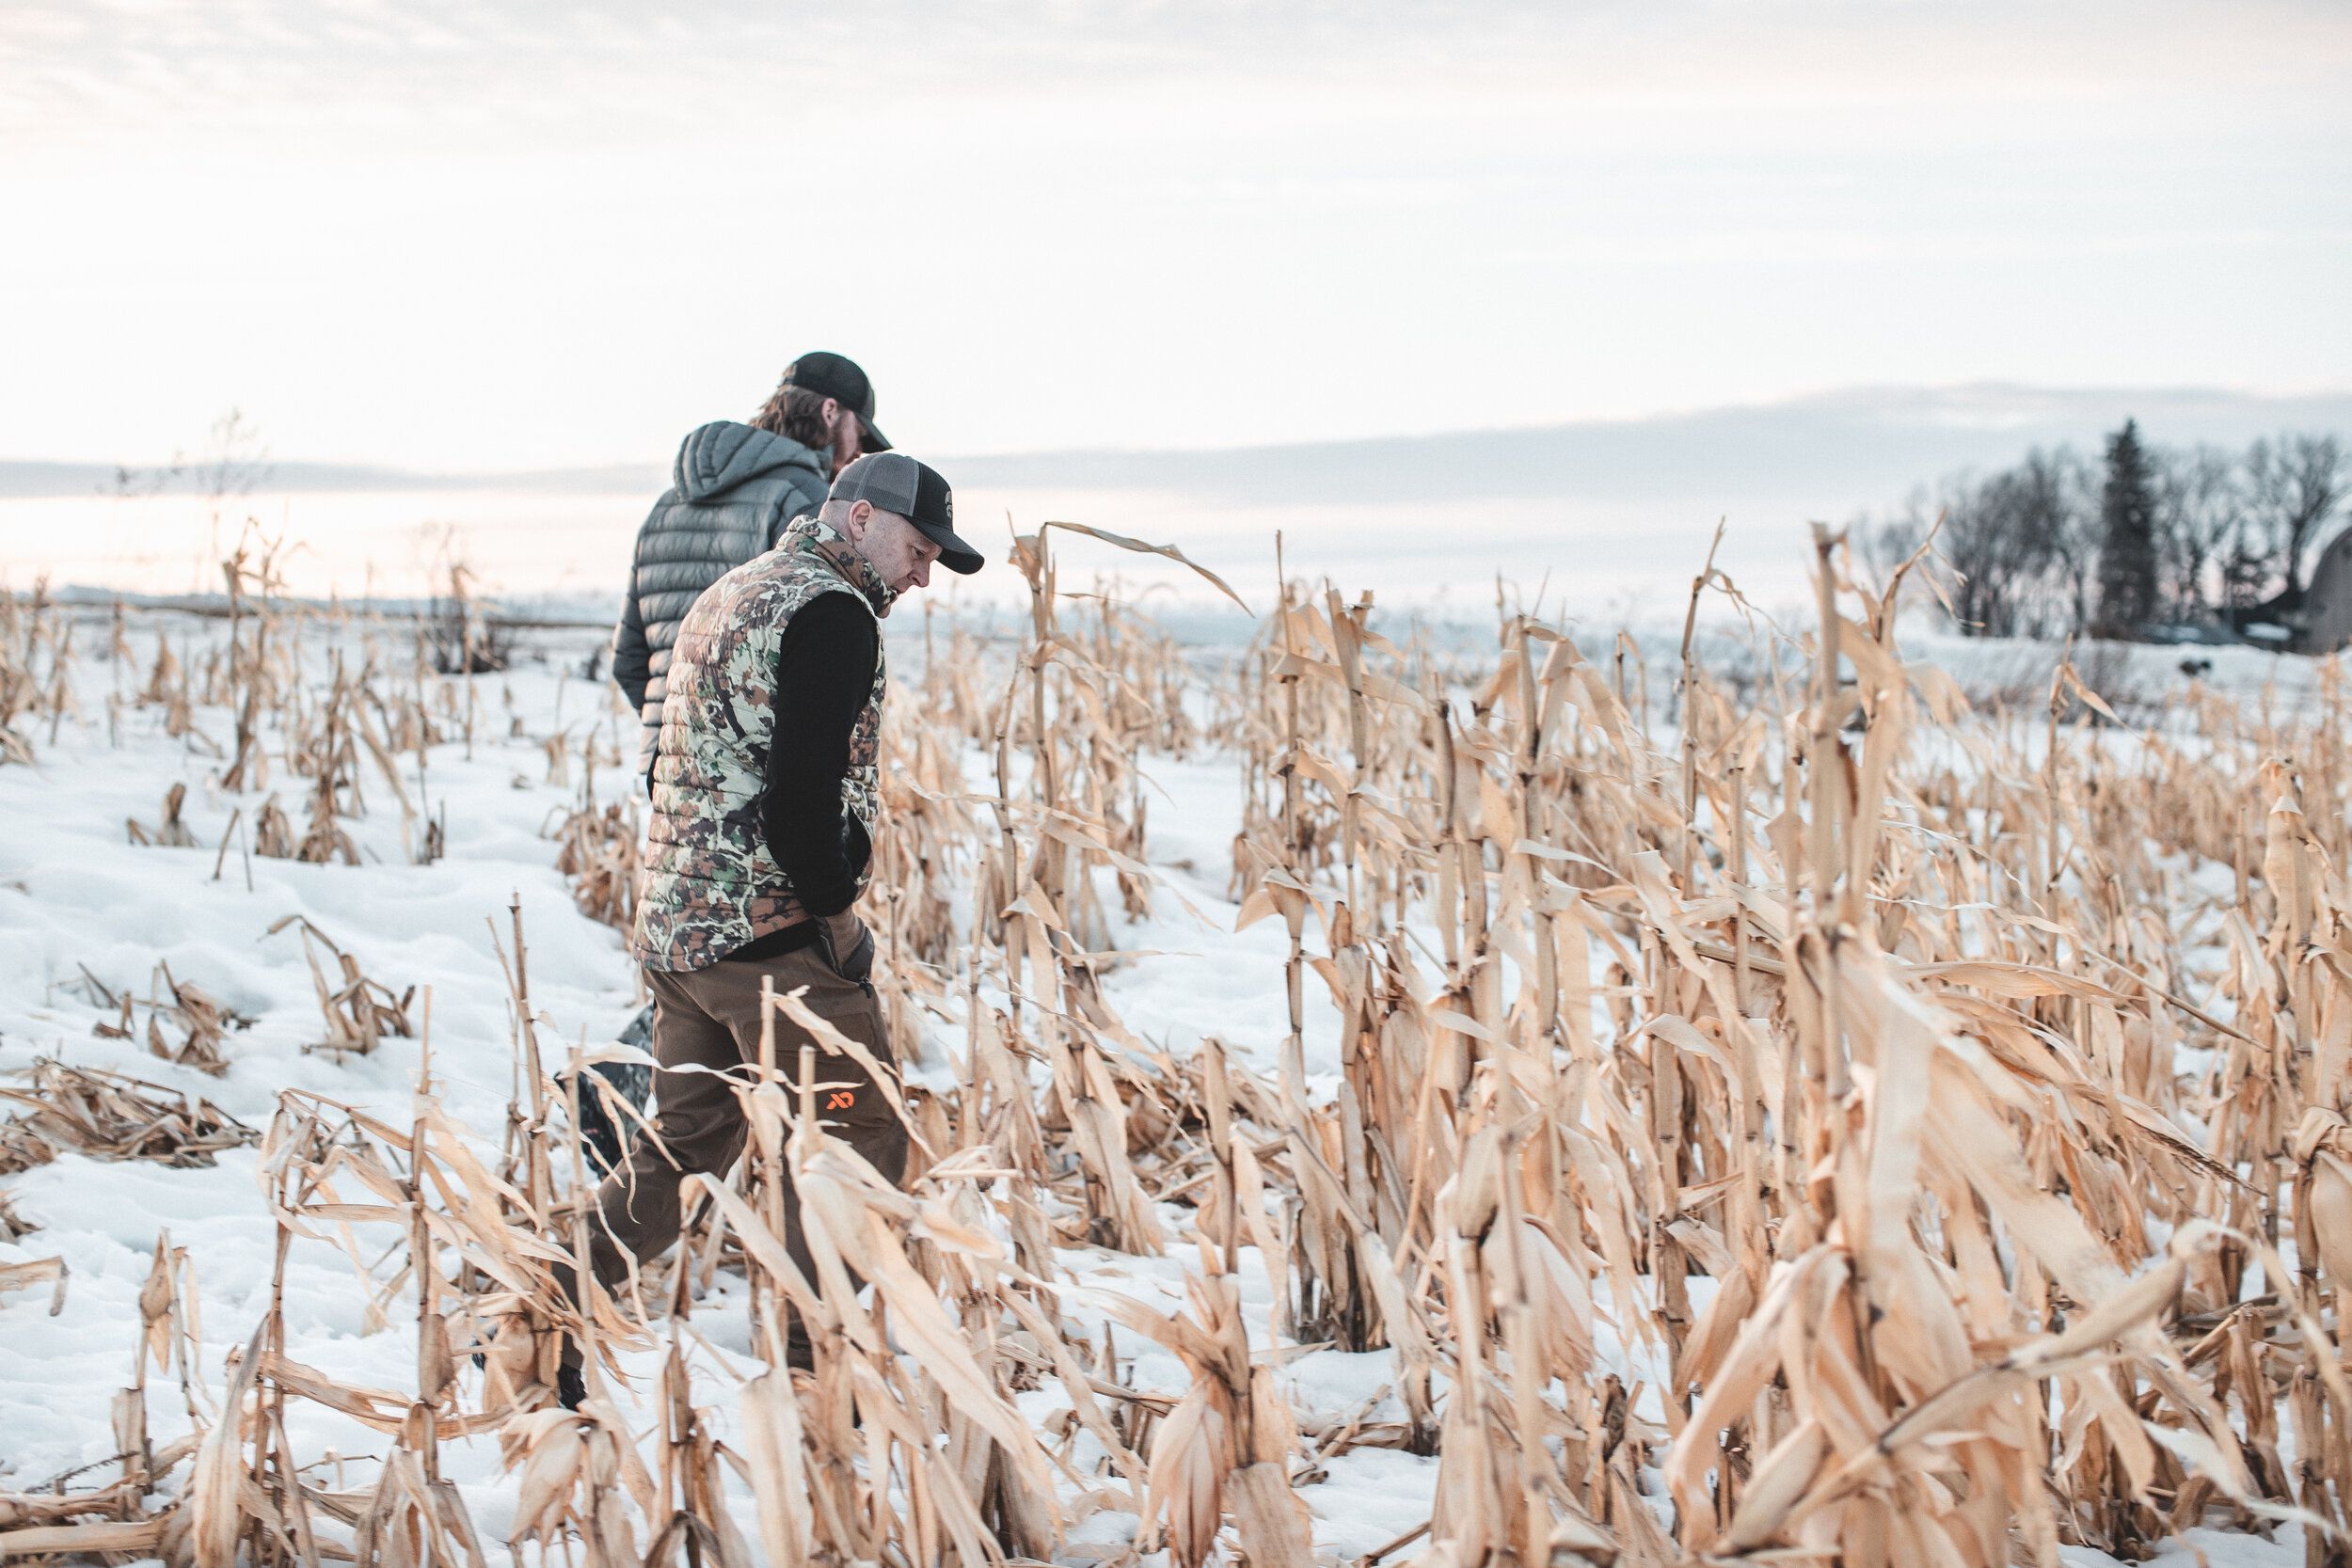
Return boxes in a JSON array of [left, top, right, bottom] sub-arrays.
[[0, 601, 2328, 1566], [0, 609, 1468, 1562]]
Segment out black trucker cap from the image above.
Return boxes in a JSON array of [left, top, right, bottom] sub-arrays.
[[779, 351, 890, 453], [828, 452, 984, 575]]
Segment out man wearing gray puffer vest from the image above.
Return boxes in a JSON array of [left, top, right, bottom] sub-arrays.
[[611, 352, 889, 779], [570, 355, 886, 1196]]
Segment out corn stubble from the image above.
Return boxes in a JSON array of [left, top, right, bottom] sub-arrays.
[[5, 523, 2352, 1567]]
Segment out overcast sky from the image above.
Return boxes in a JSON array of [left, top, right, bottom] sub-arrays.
[[6, 0, 2349, 472]]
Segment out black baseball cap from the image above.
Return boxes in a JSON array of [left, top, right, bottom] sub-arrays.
[[779, 351, 890, 453], [828, 452, 984, 575]]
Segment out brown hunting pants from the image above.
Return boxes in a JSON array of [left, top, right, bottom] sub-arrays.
[[584, 942, 909, 1367]]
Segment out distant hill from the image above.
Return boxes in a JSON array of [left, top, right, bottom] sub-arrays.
[[943, 383, 2352, 511], [8, 383, 2347, 509], [12, 384, 2352, 607]]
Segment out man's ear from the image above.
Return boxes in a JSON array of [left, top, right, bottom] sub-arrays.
[[819, 397, 841, 424], [845, 499, 871, 540]]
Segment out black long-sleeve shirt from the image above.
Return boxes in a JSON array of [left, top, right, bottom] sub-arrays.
[[612, 588, 651, 714], [758, 593, 879, 919]]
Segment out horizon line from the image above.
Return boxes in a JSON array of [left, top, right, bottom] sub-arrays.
[[7, 378, 2352, 496]]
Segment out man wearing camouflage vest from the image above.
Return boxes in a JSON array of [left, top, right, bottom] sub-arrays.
[[579, 354, 889, 1180], [577, 451, 983, 1383]]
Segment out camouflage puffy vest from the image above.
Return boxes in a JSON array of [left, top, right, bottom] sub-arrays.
[[633, 517, 894, 972]]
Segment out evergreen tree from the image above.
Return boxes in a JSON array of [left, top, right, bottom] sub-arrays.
[[2094, 418, 2159, 639]]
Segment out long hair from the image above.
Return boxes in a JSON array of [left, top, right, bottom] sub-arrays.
[[749, 380, 834, 449]]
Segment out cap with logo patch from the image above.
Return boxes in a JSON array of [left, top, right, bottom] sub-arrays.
[[778, 351, 890, 454], [827, 452, 984, 576]]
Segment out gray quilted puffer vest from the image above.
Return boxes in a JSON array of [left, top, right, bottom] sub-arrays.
[[622, 421, 832, 771]]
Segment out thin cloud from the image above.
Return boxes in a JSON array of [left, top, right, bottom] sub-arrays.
[[1, 0, 2345, 467]]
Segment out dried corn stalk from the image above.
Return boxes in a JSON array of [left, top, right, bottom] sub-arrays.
[[549, 796, 640, 932], [266, 914, 415, 1055], [0, 1061, 255, 1166], [21, 526, 2352, 1567], [128, 781, 200, 847]]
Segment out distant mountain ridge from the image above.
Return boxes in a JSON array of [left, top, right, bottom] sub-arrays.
[[947, 384, 2352, 510], [7, 383, 2348, 509]]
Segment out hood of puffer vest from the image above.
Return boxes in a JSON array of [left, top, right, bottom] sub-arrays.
[[671, 421, 830, 504]]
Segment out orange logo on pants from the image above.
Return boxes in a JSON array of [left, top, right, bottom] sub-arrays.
[[825, 1090, 855, 1111]]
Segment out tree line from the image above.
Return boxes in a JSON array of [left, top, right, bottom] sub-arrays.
[[1864, 427, 2348, 641]]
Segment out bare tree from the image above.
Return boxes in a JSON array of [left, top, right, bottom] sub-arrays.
[[2245, 434, 2346, 599], [1930, 480, 2000, 637], [2018, 448, 2099, 638], [1853, 498, 1926, 596], [1880, 429, 2348, 642], [2222, 533, 2271, 612], [1900, 449, 2091, 640], [2153, 445, 2241, 619], [191, 409, 274, 593], [1934, 464, 2054, 638]]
